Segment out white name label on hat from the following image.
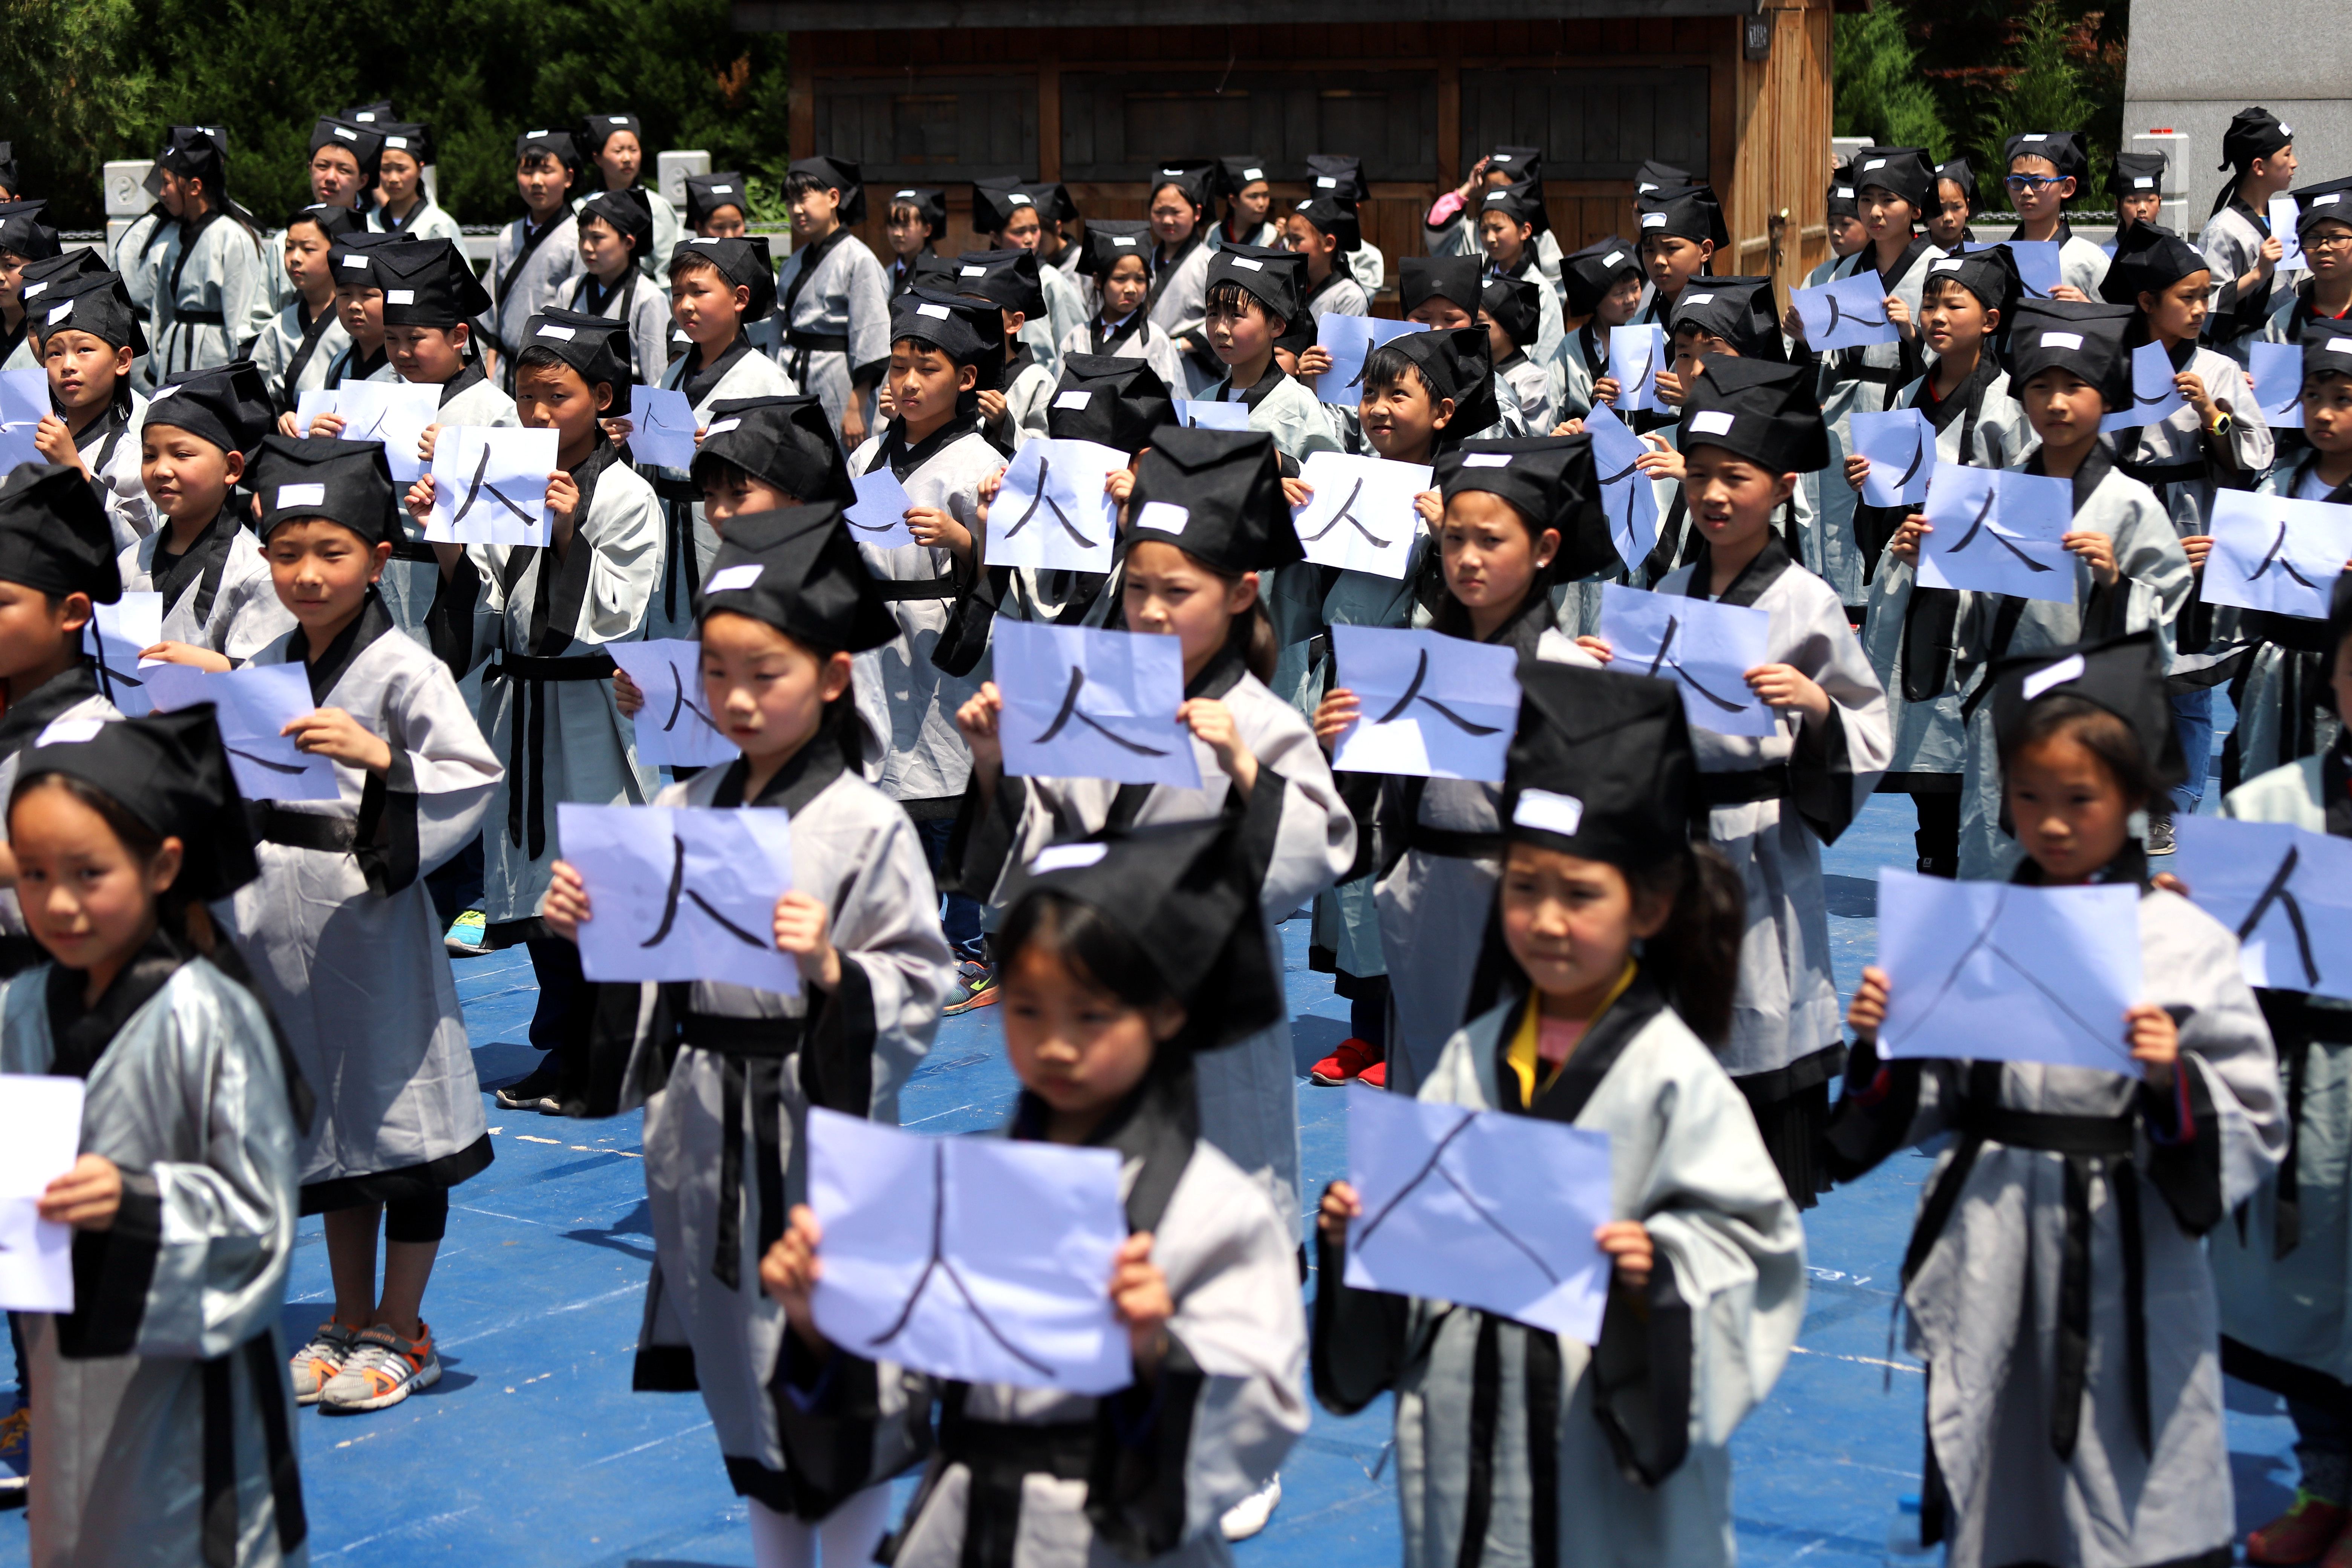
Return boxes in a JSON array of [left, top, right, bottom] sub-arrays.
[[1112, 236, 1136, 246], [1864, 158, 1887, 171], [21, 281, 45, 298], [705, 564, 764, 593], [2135, 176, 2154, 188], [609, 116, 630, 124], [34, 717, 107, 748], [1485, 191, 1509, 204], [334, 125, 358, 141], [1834, 187, 1854, 199], [1932, 258, 1963, 271], [2022, 653, 2086, 703], [2284, 124, 2295, 137], [691, 237, 719, 246], [1031, 843, 1109, 874], [1317, 176, 1338, 188], [528, 129, 549, 137], [386, 136, 408, 149], [1463, 453, 1513, 469], [1230, 256, 1264, 270], [150, 385, 179, 400], [1512, 789, 1585, 836], [710, 184, 733, 194], [536, 325, 577, 340], [917, 302, 952, 320], [1136, 501, 1188, 534], [1684, 292, 1715, 305], [2318, 194, 2344, 208], [960, 266, 987, 277], [276, 483, 326, 508], [386, 289, 414, 304], [2021, 133, 2046, 142], [1009, 193, 1032, 205], [1641, 212, 1666, 228], [1690, 410, 1736, 436], [339, 254, 370, 269], [1602, 250, 1625, 266], [2332, 338, 2352, 353], [1053, 390, 1093, 410], [2040, 331, 2084, 349], [1492, 155, 1514, 164], [704, 417, 743, 435], [896, 188, 917, 198], [46, 302, 71, 324]]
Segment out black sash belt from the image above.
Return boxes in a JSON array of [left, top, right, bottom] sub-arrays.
[[485, 649, 618, 861], [173, 308, 226, 326], [1695, 763, 1791, 806], [389, 537, 440, 564], [684, 1011, 807, 1291], [248, 802, 358, 853], [787, 331, 850, 352], [664, 497, 700, 622], [201, 1335, 307, 1568], [937, 1396, 1095, 1568], [2119, 458, 2206, 489], [1405, 824, 1504, 861], [1838, 363, 1905, 388], [1903, 1085, 2148, 1466], [875, 577, 958, 602], [2256, 994, 2352, 1258]]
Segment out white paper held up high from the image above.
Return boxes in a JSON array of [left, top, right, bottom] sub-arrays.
[[1851, 408, 1936, 508], [425, 426, 560, 546], [844, 469, 920, 549], [1915, 463, 2075, 603], [2201, 490, 2352, 620], [81, 591, 164, 717], [1792, 272, 1899, 352], [608, 639, 739, 768], [1291, 451, 1429, 579], [2172, 816, 2352, 1001], [1606, 325, 1666, 412], [994, 621, 1201, 789], [986, 439, 1124, 573], [1312, 315, 1429, 407], [141, 662, 341, 802], [1331, 625, 1520, 781], [1583, 403, 1659, 571], [627, 385, 700, 471], [1597, 582, 1775, 738], [557, 802, 799, 993]]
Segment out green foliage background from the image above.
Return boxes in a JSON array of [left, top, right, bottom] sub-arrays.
[[1833, 0, 2128, 219], [4, 0, 794, 229]]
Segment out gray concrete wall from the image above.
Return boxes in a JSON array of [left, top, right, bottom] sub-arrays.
[[2124, 0, 2352, 213]]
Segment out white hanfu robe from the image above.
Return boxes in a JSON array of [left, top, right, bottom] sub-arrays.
[[485, 211, 583, 364], [1058, 313, 1187, 395], [773, 228, 891, 439], [149, 211, 273, 386], [1145, 236, 1214, 395], [567, 267, 671, 392], [1202, 368, 1340, 465], [118, 510, 297, 662], [72, 390, 153, 547], [645, 337, 796, 642], [250, 299, 348, 414]]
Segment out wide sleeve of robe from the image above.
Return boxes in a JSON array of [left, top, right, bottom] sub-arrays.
[[357, 639, 504, 893]]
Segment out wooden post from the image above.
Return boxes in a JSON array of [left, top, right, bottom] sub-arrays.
[[1725, 0, 1831, 302], [1038, 52, 1062, 181]]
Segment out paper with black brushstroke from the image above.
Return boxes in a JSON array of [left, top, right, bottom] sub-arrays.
[[1291, 451, 1429, 579], [1597, 581, 1776, 738], [2202, 490, 2352, 620], [1915, 462, 2075, 603], [2249, 340, 2306, 430], [1585, 402, 1661, 571], [608, 639, 739, 768], [985, 438, 1123, 573], [1312, 315, 1429, 407], [1851, 408, 1936, 508], [557, 802, 798, 992], [626, 384, 699, 471], [1330, 625, 1519, 781], [2173, 816, 2352, 1002], [807, 1107, 1131, 1394], [81, 591, 163, 717], [1344, 1086, 1612, 1343], [1606, 324, 1666, 411], [424, 425, 559, 546], [844, 468, 919, 549], [2101, 340, 2190, 433], [0, 368, 46, 472], [994, 620, 1200, 789], [1792, 271, 1899, 352], [141, 661, 340, 802], [1876, 866, 2143, 1072]]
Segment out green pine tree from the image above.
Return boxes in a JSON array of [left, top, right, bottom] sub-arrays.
[[1833, 3, 1950, 159]]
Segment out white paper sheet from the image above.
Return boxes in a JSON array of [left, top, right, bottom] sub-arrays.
[[2249, 340, 2306, 430], [1850, 408, 1936, 508], [1583, 403, 1660, 571], [556, 802, 799, 992], [1291, 451, 1429, 579], [1792, 272, 1898, 352], [425, 426, 559, 546], [1312, 315, 1429, 407], [81, 591, 164, 717], [608, 639, 739, 768], [1915, 463, 2075, 603], [986, 439, 1123, 573], [628, 385, 699, 471], [141, 662, 341, 802], [332, 380, 442, 484], [1606, 325, 1666, 412], [293, 387, 335, 437], [1176, 399, 1253, 432], [0, 368, 46, 473], [1596, 581, 1775, 738], [2273, 194, 2306, 273], [1998, 240, 2065, 301], [994, 621, 1200, 789], [843, 469, 919, 549], [2201, 490, 2352, 619], [0, 1075, 84, 1314], [1875, 865, 2144, 1072], [1343, 1086, 1613, 1343], [2173, 816, 2352, 1001], [807, 1108, 1132, 1394], [1329, 625, 1519, 781], [2102, 340, 2190, 433]]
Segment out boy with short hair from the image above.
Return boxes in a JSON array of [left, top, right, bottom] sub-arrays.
[[956, 248, 1055, 450], [1633, 182, 1725, 328], [29, 270, 154, 544], [775, 156, 891, 449], [971, 178, 1087, 374], [2109, 151, 2168, 240], [254, 204, 359, 410], [486, 129, 585, 380], [1998, 130, 2105, 299], [1200, 247, 1341, 461], [0, 201, 63, 372], [2201, 106, 2298, 358], [578, 113, 680, 280], [316, 230, 403, 390], [1397, 256, 1525, 438], [569, 188, 669, 387]]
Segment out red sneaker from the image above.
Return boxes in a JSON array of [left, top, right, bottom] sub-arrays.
[[1310, 1038, 1381, 1086], [2251, 1494, 2350, 1565], [1360, 1060, 1386, 1089]]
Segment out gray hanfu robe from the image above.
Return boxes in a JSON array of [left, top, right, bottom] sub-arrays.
[[2003, 221, 2114, 302], [377, 365, 523, 645], [1655, 534, 1890, 1196], [948, 645, 1356, 1230], [1813, 238, 1946, 609], [1027, 261, 1088, 380], [604, 740, 952, 1516], [1860, 361, 2034, 799], [110, 211, 167, 355], [1146, 237, 1215, 395], [2211, 750, 2352, 1412], [1202, 368, 1340, 466], [5, 943, 309, 1568], [2206, 456, 2347, 790], [835, 1070, 1307, 1568], [149, 212, 274, 386], [367, 198, 465, 249], [1059, 314, 1188, 396], [645, 337, 796, 643], [1496, 351, 1556, 436], [1426, 204, 1564, 290], [485, 211, 583, 363], [846, 420, 998, 816], [773, 229, 891, 438], [73, 390, 153, 548], [119, 510, 297, 662], [1301, 269, 1370, 325], [0, 666, 121, 956], [250, 299, 349, 414], [319, 340, 397, 390], [226, 595, 501, 1207], [985, 352, 1055, 453], [1954, 450, 2193, 879], [567, 267, 672, 393], [2197, 202, 2275, 362], [1826, 872, 2284, 1568], [2115, 342, 2272, 543], [1374, 602, 1596, 1093], [1549, 318, 1609, 424], [568, 184, 680, 283], [1316, 977, 1807, 1568], [431, 439, 661, 936]]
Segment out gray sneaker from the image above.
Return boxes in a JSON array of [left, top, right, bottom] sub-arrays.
[[2146, 817, 2177, 855], [290, 1320, 358, 1406]]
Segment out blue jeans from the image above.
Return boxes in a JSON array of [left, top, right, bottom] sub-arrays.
[[914, 817, 988, 963], [2169, 687, 2213, 815]]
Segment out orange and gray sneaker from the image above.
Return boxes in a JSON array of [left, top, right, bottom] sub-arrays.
[[0, 1405, 28, 1503], [319, 1322, 441, 1413], [2249, 1492, 2350, 1565], [1310, 1038, 1381, 1086], [943, 961, 999, 1016], [290, 1320, 359, 1406]]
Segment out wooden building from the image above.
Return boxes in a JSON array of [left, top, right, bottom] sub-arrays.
[[737, 0, 1838, 306]]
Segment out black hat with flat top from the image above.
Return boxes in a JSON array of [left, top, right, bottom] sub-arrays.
[[1676, 357, 1830, 473], [691, 395, 854, 504], [684, 172, 749, 230], [1669, 275, 1784, 363], [698, 502, 897, 653], [1127, 427, 1299, 574], [15, 706, 259, 900], [1988, 629, 2185, 792], [789, 156, 865, 223], [0, 463, 123, 602], [250, 433, 399, 546], [1046, 355, 1176, 453], [1503, 660, 1695, 870], [375, 238, 490, 327], [145, 360, 274, 462], [2006, 299, 2134, 410], [519, 307, 631, 390]]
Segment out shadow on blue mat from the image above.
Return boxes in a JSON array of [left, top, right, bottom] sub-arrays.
[[1292, 1014, 1348, 1073], [1823, 874, 1877, 918], [473, 1038, 542, 1089]]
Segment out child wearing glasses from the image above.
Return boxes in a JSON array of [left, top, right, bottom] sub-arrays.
[[2000, 131, 2107, 301]]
